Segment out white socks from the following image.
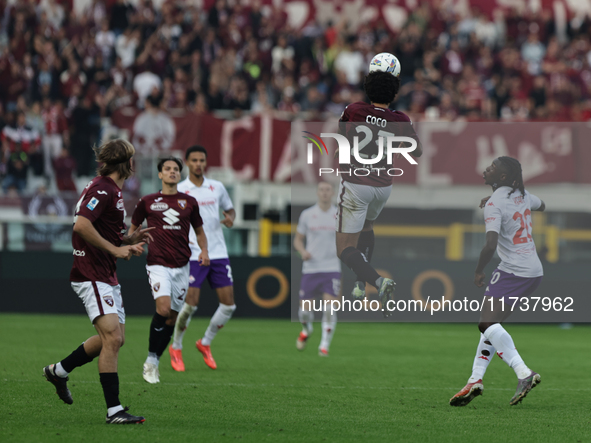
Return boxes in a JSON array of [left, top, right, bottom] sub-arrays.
[[201, 304, 236, 346], [468, 334, 495, 383], [483, 324, 531, 379], [298, 307, 314, 335], [107, 405, 124, 417], [146, 352, 159, 366], [319, 310, 337, 351], [54, 362, 69, 378], [172, 303, 198, 350]]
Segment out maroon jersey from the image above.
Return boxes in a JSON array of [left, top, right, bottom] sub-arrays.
[[70, 176, 126, 285], [339, 101, 420, 187], [131, 192, 203, 268]]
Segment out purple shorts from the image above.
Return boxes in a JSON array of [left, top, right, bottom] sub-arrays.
[[485, 269, 542, 300], [299, 272, 341, 300], [189, 258, 233, 289]]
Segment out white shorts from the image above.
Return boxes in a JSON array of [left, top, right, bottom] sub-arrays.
[[146, 263, 190, 312], [72, 281, 125, 324], [336, 181, 392, 233]]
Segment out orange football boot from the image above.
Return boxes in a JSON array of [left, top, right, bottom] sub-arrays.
[[449, 380, 483, 407], [169, 345, 185, 372], [196, 339, 217, 369]]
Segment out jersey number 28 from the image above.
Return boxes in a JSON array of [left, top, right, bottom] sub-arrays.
[[512, 209, 532, 245]]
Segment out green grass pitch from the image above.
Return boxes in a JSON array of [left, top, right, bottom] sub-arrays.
[[1, 313, 590, 442]]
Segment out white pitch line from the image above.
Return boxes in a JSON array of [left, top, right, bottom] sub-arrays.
[[4, 378, 588, 392]]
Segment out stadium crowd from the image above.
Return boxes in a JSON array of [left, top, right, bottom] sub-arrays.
[[2, 0, 591, 194]]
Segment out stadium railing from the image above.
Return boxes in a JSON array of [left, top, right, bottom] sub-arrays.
[[259, 219, 591, 262]]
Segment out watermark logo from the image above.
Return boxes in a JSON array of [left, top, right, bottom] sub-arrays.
[[302, 131, 328, 156], [303, 129, 418, 178]]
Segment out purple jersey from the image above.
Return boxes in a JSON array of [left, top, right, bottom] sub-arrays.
[[339, 101, 419, 187], [70, 176, 126, 285], [131, 192, 203, 268]]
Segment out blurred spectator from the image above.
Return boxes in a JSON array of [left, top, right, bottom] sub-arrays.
[[271, 35, 294, 74], [334, 37, 365, 86], [69, 94, 99, 176], [41, 99, 68, 175], [110, 0, 134, 35], [132, 93, 175, 153], [522, 32, 546, 75], [52, 147, 77, 192], [95, 20, 116, 67], [3, 145, 29, 195], [115, 28, 140, 69]]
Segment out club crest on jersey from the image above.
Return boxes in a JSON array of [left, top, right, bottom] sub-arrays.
[[150, 202, 169, 211], [116, 199, 125, 211], [103, 295, 114, 307], [153, 283, 160, 292], [178, 200, 187, 209]]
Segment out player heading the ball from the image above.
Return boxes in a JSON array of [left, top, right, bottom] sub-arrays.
[[336, 53, 422, 315]]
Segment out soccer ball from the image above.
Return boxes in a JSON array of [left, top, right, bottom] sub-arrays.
[[369, 53, 401, 78]]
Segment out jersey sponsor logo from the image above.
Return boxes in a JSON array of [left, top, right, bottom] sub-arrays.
[[163, 208, 180, 225], [97, 190, 107, 195], [72, 249, 85, 256], [485, 217, 496, 223], [153, 282, 160, 292], [178, 199, 187, 209], [198, 199, 216, 206], [103, 295, 114, 307], [86, 197, 99, 210], [150, 202, 169, 211], [116, 199, 125, 211]]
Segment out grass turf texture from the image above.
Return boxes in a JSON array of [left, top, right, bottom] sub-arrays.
[[1, 314, 590, 443]]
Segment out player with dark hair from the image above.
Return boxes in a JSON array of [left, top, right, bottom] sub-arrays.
[[337, 54, 423, 313], [450, 156, 545, 407], [43, 139, 153, 424], [129, 157, 209, 383], [169, 145, 237, 371]]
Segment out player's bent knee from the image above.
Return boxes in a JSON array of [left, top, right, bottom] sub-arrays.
[[478, 321, 496, 334], [156, 305, 171, 318]]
